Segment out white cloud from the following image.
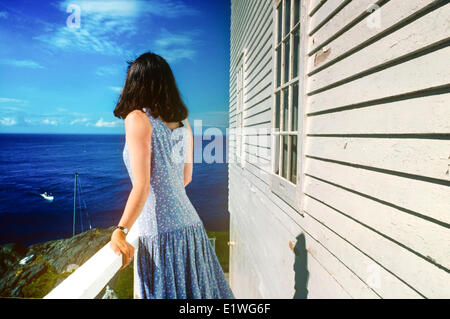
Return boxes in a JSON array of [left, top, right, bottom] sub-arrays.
[[158, 48, 197, 63], [96, 64, 122, 76], [0, 105, 21, 112], [36, 0, 200, 57], [92, 117, 120, 127], [153, 28, 201, 63], [60, 1, 139, 17], [141, 0, 200, 18], [35, 27, 128, 56], [109, 86, 122, 93], [155, 29, 200, 48], [35, 0, 133, 57], [0, 59, 44, 69], [59, 0, 199, 19], [68, 111, 88, 117], [0, 117, 16, 126], [70, 117, 90, 125], [42, 118, 58, 125], [0, 97, 27, 104]]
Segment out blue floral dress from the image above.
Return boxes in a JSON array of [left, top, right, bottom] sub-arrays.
[[122, 108, 234, 299]]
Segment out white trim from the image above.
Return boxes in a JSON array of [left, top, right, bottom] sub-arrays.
[[44, 226, 139, 299], [294, 0, 311, 216], [270, 0, 302, 210], [235, 48, 248, 168]]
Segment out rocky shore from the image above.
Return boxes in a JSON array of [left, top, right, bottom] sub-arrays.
[[0, 226, 116, 298], [0, 228, 229, 299]]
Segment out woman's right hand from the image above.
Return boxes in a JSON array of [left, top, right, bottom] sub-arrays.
[[110, 229, 135, 269]]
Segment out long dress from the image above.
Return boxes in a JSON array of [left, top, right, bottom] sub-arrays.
[[122, 108, 234, 299]]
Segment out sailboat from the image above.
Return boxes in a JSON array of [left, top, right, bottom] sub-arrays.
[[40, 192, 54, 201], [72, 172, 93, 236]]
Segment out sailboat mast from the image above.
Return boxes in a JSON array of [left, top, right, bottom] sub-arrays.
[[73, 172, 78, 237]]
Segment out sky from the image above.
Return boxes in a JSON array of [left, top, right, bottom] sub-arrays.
[[0, 0, 231, 134]]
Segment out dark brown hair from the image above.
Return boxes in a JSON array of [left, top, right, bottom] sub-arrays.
[[113, 52, 188, 121]]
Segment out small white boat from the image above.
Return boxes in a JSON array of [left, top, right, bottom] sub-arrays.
[[41, 192, 54, 201]]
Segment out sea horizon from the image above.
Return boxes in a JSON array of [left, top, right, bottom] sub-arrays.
[[0, 133, 229, 246], [0, 129, 231, 137]]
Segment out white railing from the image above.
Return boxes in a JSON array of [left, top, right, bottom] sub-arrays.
[[44, 226, 140, 299], [44, 227, 219, 299]]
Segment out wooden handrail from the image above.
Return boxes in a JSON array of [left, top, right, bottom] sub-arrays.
[[44, 227, 139, 299], [44, 227, 219, 299]]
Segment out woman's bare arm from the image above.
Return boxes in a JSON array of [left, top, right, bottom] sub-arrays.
[[110, 110, 151, 268], [184, 119, 193, 187], [118, 110, 152, 230]]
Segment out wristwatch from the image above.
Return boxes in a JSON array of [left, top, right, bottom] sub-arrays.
[[115, 225, 129, 235]]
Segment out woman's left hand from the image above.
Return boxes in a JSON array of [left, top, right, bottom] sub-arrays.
[[110, 229, 135, 269]]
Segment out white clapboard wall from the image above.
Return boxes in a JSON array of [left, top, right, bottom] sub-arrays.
[[228, 0, 450, 299]]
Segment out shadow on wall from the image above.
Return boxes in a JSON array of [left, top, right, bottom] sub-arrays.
[[293, 233, 309, 299]]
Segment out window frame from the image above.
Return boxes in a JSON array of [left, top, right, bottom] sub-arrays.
[[235, 49, 247, 168], [270, 0, 305, 212]]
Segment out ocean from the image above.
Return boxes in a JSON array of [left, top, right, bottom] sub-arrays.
[[0, 133, 229, 246]]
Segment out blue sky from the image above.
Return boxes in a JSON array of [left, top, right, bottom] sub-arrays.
[[0, 0, 230, 134]]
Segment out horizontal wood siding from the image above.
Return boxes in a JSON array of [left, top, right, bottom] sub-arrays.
[[303, 0, 450, 298], [229, 0, 450, 298], [229, 0, 292, 297]]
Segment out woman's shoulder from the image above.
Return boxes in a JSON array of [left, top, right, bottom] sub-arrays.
[[124, 109, 153, 134], [182, 118, 191, 130], [125, 109, 151, 122]]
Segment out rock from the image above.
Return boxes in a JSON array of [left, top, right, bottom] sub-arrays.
[[0, 279, 6, 292], [64, 264, 79, 273], [8, 271, 21, 288], [0, 243, 28, 276], [101, 285, 119, 299], [21, 262, 47, 281], [0, 242, 28, 257], [10, 285, 23, 298], [0, 226, 116, 298], [36, 227, 115, 274]]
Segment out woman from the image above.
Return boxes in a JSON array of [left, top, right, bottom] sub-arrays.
[[110, 52, 234, 299]]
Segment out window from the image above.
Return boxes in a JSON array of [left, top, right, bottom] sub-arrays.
[[235, 50, 246, 167], [272, 0, 302, 208]]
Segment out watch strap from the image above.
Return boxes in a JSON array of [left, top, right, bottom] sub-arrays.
[[115, 225, 128, 235]]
